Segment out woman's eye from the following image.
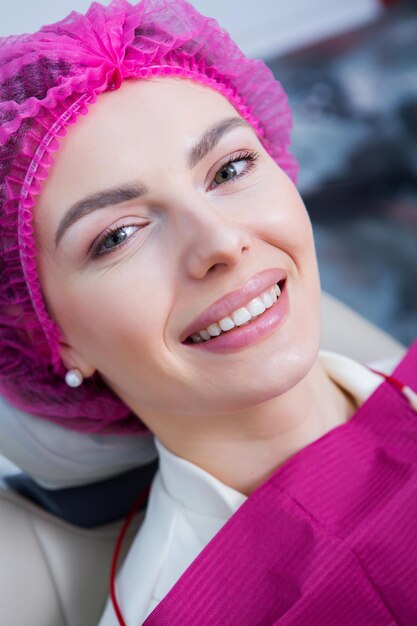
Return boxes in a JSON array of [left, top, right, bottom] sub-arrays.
[[91, 224, 140, 258], [214, 162, 242, 185], [211, 151, 258, 189]]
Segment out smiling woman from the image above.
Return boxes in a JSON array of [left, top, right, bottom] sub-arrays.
[[0, 1, 416, 625]]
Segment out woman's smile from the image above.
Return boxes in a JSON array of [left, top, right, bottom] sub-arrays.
[[183, 278, 289, 353], [184, 281, 282, 343]]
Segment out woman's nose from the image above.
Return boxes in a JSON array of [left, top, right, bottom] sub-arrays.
[[171, 193, 252, 279]]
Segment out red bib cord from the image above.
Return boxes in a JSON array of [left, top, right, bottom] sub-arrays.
[[110, 485, 151, 626], [366, 366, 417, 411]]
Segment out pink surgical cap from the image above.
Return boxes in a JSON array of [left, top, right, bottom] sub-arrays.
[[0, 0, 298, 435]]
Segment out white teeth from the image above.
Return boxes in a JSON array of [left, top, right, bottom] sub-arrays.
[[218, 316, 235, 332], [206, 322, 222, 337], [231, 307, 252, 327], [246, 296, 266, 317], [260, 290, 274, 308], [188, 282, 283, 343]]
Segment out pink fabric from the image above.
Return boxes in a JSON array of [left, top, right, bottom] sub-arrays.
[[0, 0, 297, 434], [144, 339, 417, 625]]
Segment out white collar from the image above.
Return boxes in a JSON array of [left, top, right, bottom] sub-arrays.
[[154, 436, 247, 517]]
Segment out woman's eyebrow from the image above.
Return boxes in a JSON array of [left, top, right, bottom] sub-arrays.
[[55, 183, 148, 248], [187, 116, 251, 168], [54, 116, 252, 248]]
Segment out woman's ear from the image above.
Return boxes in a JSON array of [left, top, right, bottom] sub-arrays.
[[59, 340, 96, 378]]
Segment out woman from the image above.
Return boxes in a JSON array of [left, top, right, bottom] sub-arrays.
[[1, 1, 416, 624]]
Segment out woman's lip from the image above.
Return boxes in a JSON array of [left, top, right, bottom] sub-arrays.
[[179, 268, 287, 343], [184, 278, 288, 352]]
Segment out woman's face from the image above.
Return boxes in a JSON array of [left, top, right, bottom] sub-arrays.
[[34, 77, 321, 430]]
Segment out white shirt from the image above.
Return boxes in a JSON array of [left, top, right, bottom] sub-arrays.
[[98, 349, 400, 625]]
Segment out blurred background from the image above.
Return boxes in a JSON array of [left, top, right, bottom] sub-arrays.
[[1, 0, 416, 346]]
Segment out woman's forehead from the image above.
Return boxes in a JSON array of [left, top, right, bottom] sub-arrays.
[[63, 77, 240, 152], [37, 77, 248, 203]]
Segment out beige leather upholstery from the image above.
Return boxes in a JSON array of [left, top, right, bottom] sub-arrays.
[[0, 487, 144, 626], [0, 292, 407, 626], [320, 291, 406, 362]]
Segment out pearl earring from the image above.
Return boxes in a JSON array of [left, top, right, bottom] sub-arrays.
[[65, 368, 84, 388]]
